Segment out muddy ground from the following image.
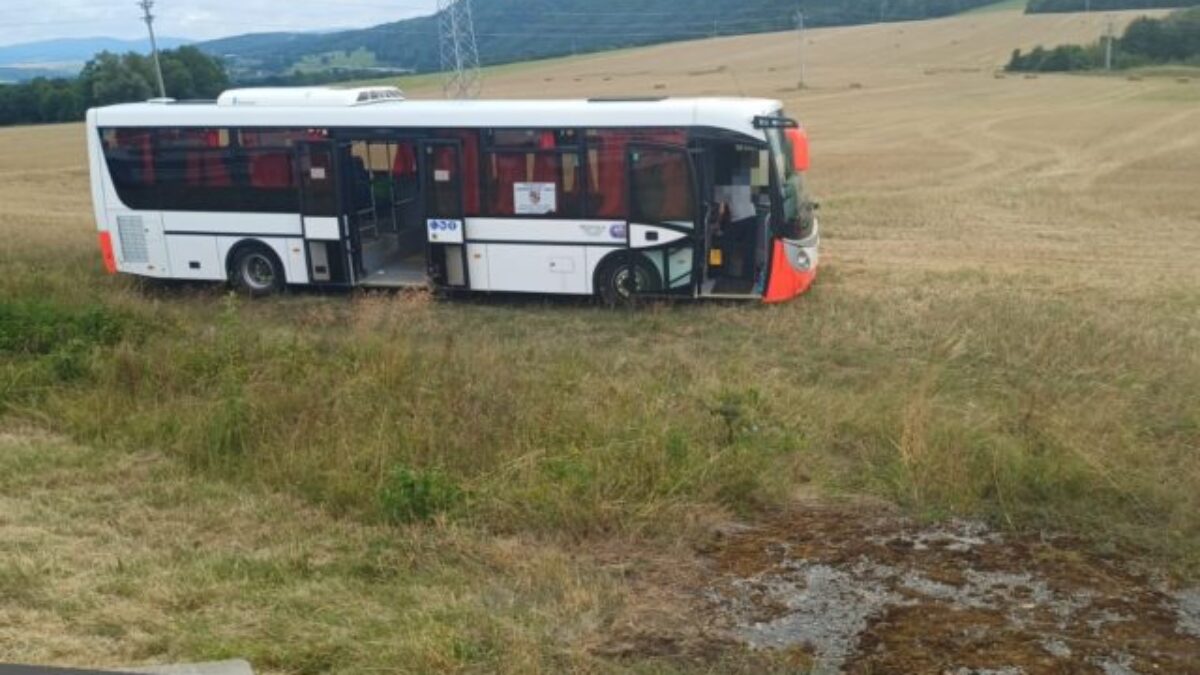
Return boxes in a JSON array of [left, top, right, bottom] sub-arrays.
[[597, 500, 1200, 674]]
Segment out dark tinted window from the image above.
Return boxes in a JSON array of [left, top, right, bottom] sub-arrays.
[[630, 147, 694, 223], [241, 130, 324, 213], [99, 127, 327, 214], [297, 143, 339, 217], [101, 129, 158, 210], [584, 129, 688, 219], [488, 128, 578, 150], [425, 143, 462, 217], [153, 129, 239, 211]]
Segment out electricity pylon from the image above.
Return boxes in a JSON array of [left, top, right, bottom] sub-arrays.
[[437, 0, 482, 99]]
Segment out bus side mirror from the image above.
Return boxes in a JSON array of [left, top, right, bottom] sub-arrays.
[[786, 127, 810, 172]]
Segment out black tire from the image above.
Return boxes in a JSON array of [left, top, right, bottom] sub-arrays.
[[595, 254, 662, 306], [230, 244, 285, 297]]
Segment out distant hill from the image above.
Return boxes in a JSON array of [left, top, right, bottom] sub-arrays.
[[0, 36, 191, 76], [199, 0, 1001, 80], [0, 65, 78, 83]]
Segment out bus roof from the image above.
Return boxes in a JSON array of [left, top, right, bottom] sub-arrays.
[[88, 93, 785, 140]]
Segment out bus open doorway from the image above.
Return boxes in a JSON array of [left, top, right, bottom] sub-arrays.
[[340, 137, 428, 288], [699, 141, 772, 298]]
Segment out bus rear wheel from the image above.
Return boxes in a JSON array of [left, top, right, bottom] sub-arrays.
[[596, 254, 661, 306], [231, 245, 285, 297]]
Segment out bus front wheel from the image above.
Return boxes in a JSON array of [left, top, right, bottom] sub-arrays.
[[596, 254, 661, 306], [230, 244, 285, 297]]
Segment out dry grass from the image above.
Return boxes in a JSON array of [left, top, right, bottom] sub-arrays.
[[2, 5, 1199, 672]]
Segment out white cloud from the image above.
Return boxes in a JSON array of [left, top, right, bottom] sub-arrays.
[[0, 0, 440, 46]]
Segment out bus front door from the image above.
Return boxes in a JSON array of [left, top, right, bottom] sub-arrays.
[[297, 140, 354, 285], [421, 140, 469, 290], [626, 145, 701, 299]]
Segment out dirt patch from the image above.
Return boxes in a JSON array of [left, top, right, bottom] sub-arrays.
[[707, 503, 1200, 673], [597, 501, 1200, 673]]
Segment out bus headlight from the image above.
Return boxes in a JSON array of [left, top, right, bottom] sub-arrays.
[[795, 249, 812, 271]]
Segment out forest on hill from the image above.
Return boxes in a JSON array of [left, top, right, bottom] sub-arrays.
[[199, 0, 1000, 80]]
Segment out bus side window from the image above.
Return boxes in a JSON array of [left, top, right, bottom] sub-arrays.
[[435, 130, 481, 215], [483, 129, 582, 218], [585, 129, 688, 220], [154, 128, 237, 211], [101, 128, 158, 210], [630, 148, 694, 224], [586, 130, 627, 219], [238, 129, 327, 213]]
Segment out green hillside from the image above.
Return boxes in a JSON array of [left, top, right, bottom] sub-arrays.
[[200, 0, 1000, 80]]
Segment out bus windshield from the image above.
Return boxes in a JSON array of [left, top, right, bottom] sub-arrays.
[[766, 127, 814, 240]]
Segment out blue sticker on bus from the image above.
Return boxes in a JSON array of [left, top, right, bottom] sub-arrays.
[[427, 219, 465, 243]]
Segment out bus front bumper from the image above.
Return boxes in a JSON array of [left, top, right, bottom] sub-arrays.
[[764, 221, 820, 303]]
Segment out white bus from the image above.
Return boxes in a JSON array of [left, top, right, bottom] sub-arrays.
[[86, 87, 819, 303]]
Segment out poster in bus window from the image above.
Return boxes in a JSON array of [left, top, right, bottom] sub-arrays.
[[515, 182, 557, 215]]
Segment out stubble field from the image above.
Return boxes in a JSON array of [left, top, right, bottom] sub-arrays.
[[1, 6, 1198, 673]]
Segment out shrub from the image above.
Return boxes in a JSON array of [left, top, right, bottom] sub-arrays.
[[0, 301, 129, 355], [379, 465, 464, 524]]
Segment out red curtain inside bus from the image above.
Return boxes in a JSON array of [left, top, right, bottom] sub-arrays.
[[435, 131, 481, 214], [166, 129, 233, 188], [485, 130, 582, 217], [110, 129, 156, 185], [392, 143, 418, 178], [587, 129, 686, 219], [240, 129, 327, 189]]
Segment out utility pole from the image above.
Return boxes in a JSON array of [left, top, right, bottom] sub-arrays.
[[796, 10, 806, 89], [137, 0, 167, 99], [437, 0, 482, 99], [1104, 19, 1114, 70]]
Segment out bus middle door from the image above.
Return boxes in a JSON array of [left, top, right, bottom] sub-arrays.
[[421, 139, 469, 290], [297, 140, 354, 285]]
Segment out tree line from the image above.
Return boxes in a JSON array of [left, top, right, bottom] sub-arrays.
[[1008, 6, 1200, 71], [1026, 0, 1195, 13], [0, 46, 228, 127]]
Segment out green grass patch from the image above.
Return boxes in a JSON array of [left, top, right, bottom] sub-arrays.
[[0, 300, 131, 355], [961, 0, 1027, 14]]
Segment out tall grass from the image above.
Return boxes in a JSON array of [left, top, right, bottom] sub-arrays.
[[5, 267, 1196, 572]]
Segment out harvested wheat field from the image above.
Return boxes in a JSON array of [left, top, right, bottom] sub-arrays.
[[2, 5, 1199, 674]]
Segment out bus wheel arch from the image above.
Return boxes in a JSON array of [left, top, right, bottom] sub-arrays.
[[227, 240, 286, 297], [594, 252, 662, 306]]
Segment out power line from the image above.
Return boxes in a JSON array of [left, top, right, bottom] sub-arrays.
[[796, 8, 806, 89], [137, 0, 167, 98]]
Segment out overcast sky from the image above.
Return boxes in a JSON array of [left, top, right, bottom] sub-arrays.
[[0, 0, 441, 46]]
